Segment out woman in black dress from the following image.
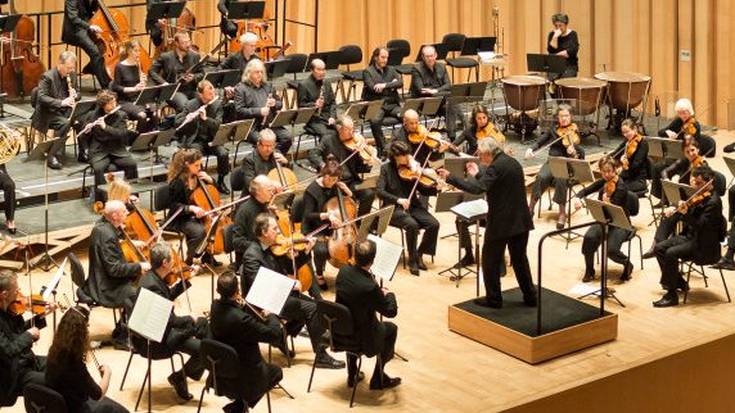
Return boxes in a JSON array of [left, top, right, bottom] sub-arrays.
[[547, 13, 579, 79], [110, 40, 156, 133]]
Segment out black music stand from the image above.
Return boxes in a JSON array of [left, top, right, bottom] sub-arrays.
[[306, 51, 342, 70], [548, 156, 595, 247], [209, 119, 253, 169], [270, 107, 317, 161], [526, 53, 567, 75], [460, 36, 496, 56], [647, 137, 684, 161], [436, 193, 485, 292], [204, 69, 241, 89], [724, 156, 735, 188], [134, 83, 179, 107], [265, 59, 290, 80], [227, 1, 265, 20], [400, 97, 443, 119], [446, 82, 487, 105], [147, 1, 186, 22], [414, 43, 449, 61], [141, 128, 175, 165], [662, 180, 696, 206], [345, 100, 384, 134]]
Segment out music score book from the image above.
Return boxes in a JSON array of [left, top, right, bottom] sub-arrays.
[[128, 288, 174, 343], [246, 267, 295, 316], [368, 234, 403, 282]]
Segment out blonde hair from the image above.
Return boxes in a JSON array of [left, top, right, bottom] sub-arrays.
[[243, 59, 267, 84], [107, 179, 132, 203]]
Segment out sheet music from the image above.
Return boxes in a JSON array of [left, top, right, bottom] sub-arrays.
[[569, 282, 599, 296], [43, 257, 68, 301], [128, 288, 174, 343], [368, 234, 403, 282], [451, 199, 488, 220], [477, 51, 496, 63], [246, 267, 295, 315]]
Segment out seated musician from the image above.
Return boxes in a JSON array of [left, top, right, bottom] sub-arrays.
[[174, 80, 231, 195], [233, 59, 292, 154], [210, 271, 283, 413], [308, 115, 377, 218], [80, 200, 150, 349], [335, 239, 401, 390], [377, 141, 440, 276], [392, 109, 452, 164], [241, 213, 345, 369], [453, 104, 506, 156], [166, 148, 221, 267], [219, 31, 261, 100], [46, 305, 129, 413], [0, 270, 49, 407], [148, 32, 204, 112], [110, 40, 157, 134], [298, 58, 337, 141], [132, 242, 207, 401], [217, 0, 240, 39], [62, 0, 110, 88], [81, 90, 139, 201], [241, 129, 289, 196], [652, 165, 725, 307], [526, 104, 585, 229], [410, 45, 460, 140], [31, 51, 81, 169], [233, 175, 276, 270], [547, 13, 579, 79], [611, 119, 649, 195], [573, 157, 634, 283], [362, 47, 404, 157]]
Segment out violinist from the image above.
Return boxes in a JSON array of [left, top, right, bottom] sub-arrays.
[[233, 175, 276, 269], [62, 0, 111, 88], [308, 115, 377, 217], [110, 40, 157, 134], [298, 58, 337, 141], [362, 47, 404, 157], [547, 13, 579, 79], [219, 31, 260, 100], [652, 166, 725, 307], [148, 32, 204, 111], [132, 242, 207, 401], [233, 59, 292, 154], [611, 119, 649, 195], [241, 213, 345, 369], [241, 129, 289, 196], [410, 45, 459, 140], [377, 141, 440, 276], [0, 270, 48, 407], [650, 138, 706, 209], [174, 80, 231, 195], [453, 104, 507, 156], [392, 109, 453, 164], [526, 105, 585, 229], [573, 157, 634, 283]]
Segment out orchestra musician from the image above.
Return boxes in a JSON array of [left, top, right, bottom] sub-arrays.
[[241, 213, 345, 369], [611, 119, 649, 196], [573, 157, 634, 283], [233, 175, 277, 271], [410, 45, 460, 140], [377, 141, 440, 276], [362, 47, 404, 157], [526, 105, 585, 229], [219, 31, 260, 100], [240, 129, 289, 197], [45, 305, 129, 413], [335, 239, 402, 390], [453, 104, 507, 156], [110, 40, 157, 134], [547, 13, 579, 80], [131, 242, 207, 401], [438, 139, 538, 308], [145, 0, 165, 48], [392, 109, 452, 164], [233, 59, 292, 154], [0, 165, 16, 235], [298, 58, 337, 141], [209, 271, 284, 413], [308, 115, 377, 218], [174, 80, 231, 195], [217, 0, 240, 39], [148, 32, 204, 112], [652, 165, 726, 307], [31, 51, 81, 170], [62, 0, 111, 88], [713, 189, 735, 270]]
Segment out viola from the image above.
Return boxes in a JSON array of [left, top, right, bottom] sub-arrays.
[[9, 291, 48, 316], [675, 179, 713, 214], [475, 122, 505, 145], [398, 158, 441, 188], [325, 186, 358, 269], [681, 117, 697, 137], [556, 123, 580, 158], [604, 176, 618, 200], [621, 133, 642, 170], [190, 176, 232, 255], [341, 132, 379, 164], [407, 125, 459, 154]]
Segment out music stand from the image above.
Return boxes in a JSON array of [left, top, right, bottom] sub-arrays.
[[446, 82, 487, 105], [209, 119, 253, 169], [147, 1, 186, 21], [647, 137, 684, 161], [662, 180, 696, 206], [134, 83, 180, 107], [443, 156, 480, 178], [460, 36, 496, 56], [227, 1, 265, 20], [526, 53, 568, 75], [724, 156, 735, 187], [345, 100, 384, 131], [265, 59, 290, 80], [269, 107, 317, 162], [414, 43, 449, 61], [204, 69, 241, 89], [144, 128, 175, 165], [306, 51, 342, 70], [400, 97, 443, 118], [548, 156, 595, 247], [436, 192, 484, 290], [356, 206, 394, 241]]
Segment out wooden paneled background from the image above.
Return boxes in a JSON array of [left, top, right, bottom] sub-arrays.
[[19, 0, 735, 127]]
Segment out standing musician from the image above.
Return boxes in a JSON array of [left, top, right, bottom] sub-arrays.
[[110, 40, 157, 134], [410, 45, 460, 140], [241, 129, 289, 197], [148, 32, 204, 112], [573, 157, 634, 283], [80, 201, 151, 349], [233, 175, 277, 270], [526, 105, 585, 229], [145, 0, 165, 48], [611, 119, 649, 195], [233, 59, 292, 154], [209, 271, 283, 413], [219, 31, 260, 99], [335, 239, 401, 390], [362, 47, 404, 157], [438, 139, 538, 308], [132, 242, 207, 401], [652, 165, 725, 307], [392, 109, 454, 165], [241, 213, 345, 369], [62, 0, 111, 88], [31, 51, 81, 170], [0, 164, 16, 235], [453, 104, 507, 156], [166, 148, 221, 266], [547, 13, 579, 79], [377, 141, 440, 276], [174, 80, 231, 195], [308, 115, 377, 218], [298, 58, 337, 141]]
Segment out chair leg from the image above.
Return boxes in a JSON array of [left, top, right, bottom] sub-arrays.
[[283, 330, 292, 368], [719, 268, 731, 303], [266, 390, 272, 413], [120, 350, 135, 390], [637, 234, 644, 270], [196, 382, 207, 413], [684, 266, 692, 304], [306, 357, 317, 392], [701, 265, 709, 287], [349, 356, 362, 408]]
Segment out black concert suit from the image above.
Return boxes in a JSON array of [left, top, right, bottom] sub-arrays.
[[218, 50, 260, 73], [391, 126, 436, 165], [217, 0, 239, 39], [232, 197, 270, 268], [301, 181, 338, 278], [110, 62, 156, 133], [31, 67, 81, 163], [174, 96, 230, 180], [148, 49, 204, 111], [546, 29, 579, 78], [611, 137, 649, 195], [335, 264, 398, 387], [46, 356, 128, 413], [168, 177, 206, 262], [453, 125, 481, 156], [409, 60, 460, 139], [362, 64, 403, 155], [298, 74, 337, 140], [62, 0, 110, 88], [240, 151, 279, 197], [530, 125, 585, 206], [233, 81, 292, 154], [145, 0, 164, 47], [0, 166, 15, 225], [447, 152, 537, 306], [0, 309, 46, 407]]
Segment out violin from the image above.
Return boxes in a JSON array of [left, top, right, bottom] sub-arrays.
[[325, 186, 358, 269], [475, 122, 505, 145], [681, 117, 698, 137], [621, 133, 642, 170], [675, 179, 713, 214], [398, 158, 442, 188], [341, 132, 379, 164], [190, 176, 232, 255], [408, 125, 459, 154], [9, 291, 48, 317], [604, 176, 618, 201], [556, 123, 580, 158]]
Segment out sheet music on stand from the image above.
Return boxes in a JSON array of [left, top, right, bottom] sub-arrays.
[[357, 205, 395, 240], [435, 191, 484, 213], [661, 180, 696, 205], [43, 257, 68, 302], [585, 199, 633, 231], [450, 198, 488, 220], [367, 234, 403, 282], [548, 156, 595, 184], [245, 267, 295, 315], [646, 137, 684, 160], [128, 288, 174, 343]]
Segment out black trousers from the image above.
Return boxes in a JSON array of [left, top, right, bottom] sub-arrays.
[[46, 114, 72, 161], [347, 321, 397, 383], [168, 92, 194, 113], [368, 103, 401, 155], [312, 239, 329, 276], [531, 161, 569, 205], [0, 165, 15, 221], [655, 235, 696, 291], [390, 206, 439, 259], [438, 100, 462, 140], [304, 119, 337, 141], [14, 356, 46, 403], [653, 214, 679, 245], [174, 219, 206, 261], [482, 231, 536, 304], [582, 224, 631, 273], [280, 293, 324, 352], [623, 177, 647, 196], [231, 363, 282, 410], [66, 30, 110, 88], [85, 397, 129, 413], [650, 159, 676, 199], [247, 126, 292, 155], [119, 101, 157, 134], [187, 143, 231, 179], [148, 21, 163, 47], [353, 187, 376, 218], [91, 154, 138, 186], [220, 17, 238, 39]]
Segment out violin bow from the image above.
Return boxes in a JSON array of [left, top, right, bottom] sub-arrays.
[[405, 153, 434, 206]]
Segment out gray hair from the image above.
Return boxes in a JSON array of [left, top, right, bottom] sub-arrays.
[[0, 269, 16, 293], [421, 45, 437, 57], [310, 58, 326, 71], [675, 98, 695, 115], [249, 174, 271, 195], [477, 138, 503, 158], [557, 104, 573, 116], [150, 242, 172, 270], [336, 115, 354, 129], [243, 59, 267, 84], [104, 200, 126, 216], [258, 128, 276, 143], [240, 31, 258, 45], [59, 50, 77, 64]]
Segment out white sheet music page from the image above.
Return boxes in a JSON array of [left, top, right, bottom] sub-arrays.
[[451, 198, 488, 220], [43, 257, 68, 301], [368, 234, 403, 282], [128, 288, 174, 343], [246, 267, 295, 315]]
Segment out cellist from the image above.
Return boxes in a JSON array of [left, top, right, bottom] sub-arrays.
[[240, 129, 289, 197], [62, 0, 110, 88]]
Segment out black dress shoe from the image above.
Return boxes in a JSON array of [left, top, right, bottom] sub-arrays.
[[273, 341, 295, 359], [7, 226, 16, 235], [653, 291, 679, 308], [619, 261, 634, 282], [167, 371, 193, 401], [314, 352, 345, 369], [473, 298, 502, 308], [724, 142, 735, 153], [408, 262, 420, 276], [642, 247, 656, 259], [582, 270, 595, 283], [677, 279, 690, 292], [712, 257, 735, 271], [47, 157, 62, 170], [523, 295, 538, 307], [416, 255, 428, 270], [217, 181, 231, 195], [316, 274, 328, 291], [369, 375, 402, 390], [347, 371, 365, 388], [453, 254, 476, 269], [77, 151, 89, 163]]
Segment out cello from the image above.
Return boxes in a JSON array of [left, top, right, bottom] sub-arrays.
[[190, 176, 231, 255], [0, 0, 45, 98], [325, 187, 358, 269]]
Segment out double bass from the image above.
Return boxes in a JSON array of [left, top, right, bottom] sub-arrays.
[[156, 6, 198, 57], [0, 0, 45, 98]]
